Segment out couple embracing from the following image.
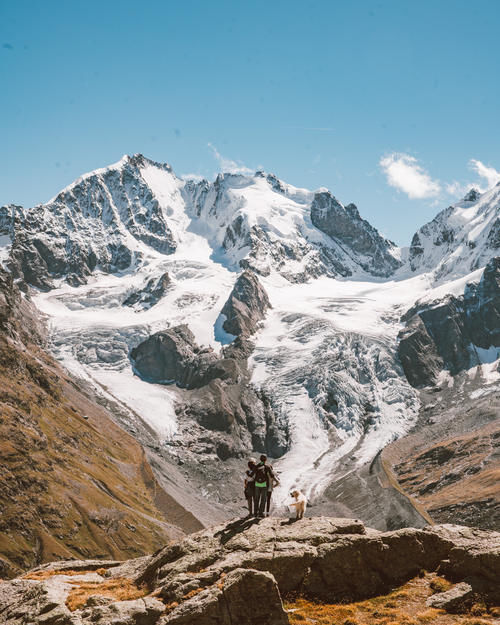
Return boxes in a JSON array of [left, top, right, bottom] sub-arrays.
[[244, 454, 280, 517]]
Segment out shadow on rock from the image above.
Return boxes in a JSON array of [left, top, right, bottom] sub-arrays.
[[214, 516, 261, 544]]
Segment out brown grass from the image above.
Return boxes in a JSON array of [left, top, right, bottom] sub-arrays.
[[285, 573, 499, 625], [66, 578, 148, 611], [430, 577, 453, 594], [183, 587, 204, 600], [23, 568, 97, 581]]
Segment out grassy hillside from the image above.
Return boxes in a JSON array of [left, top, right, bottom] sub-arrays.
[[0, 270, 202, 578]]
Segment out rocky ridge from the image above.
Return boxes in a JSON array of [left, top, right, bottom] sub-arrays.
[[0, 516, 498, 625], [409, 184, 500, 281], [398, 256, 500, 387], [0, 155, 404, 291], [310, 191, 402, 277], [183, 171, 402, 282], [130, 271, 286, 460], [0, 155, 177, 290]]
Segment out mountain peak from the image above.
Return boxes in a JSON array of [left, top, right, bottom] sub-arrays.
[[463, 188, 481, 202], [125, 153, 173, 172]]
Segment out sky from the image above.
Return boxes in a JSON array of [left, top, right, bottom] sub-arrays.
[[1, 0, 499, 245]]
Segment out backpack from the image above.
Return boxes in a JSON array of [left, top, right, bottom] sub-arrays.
[[254, 463, 268, 485]]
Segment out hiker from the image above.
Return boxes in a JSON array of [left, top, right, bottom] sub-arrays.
[[244, 458, 257, 517], [254, 454, 279, 517], [263, 454, 280, 515]]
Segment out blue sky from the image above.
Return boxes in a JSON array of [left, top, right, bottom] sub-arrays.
[[1, 0, 499, 244]]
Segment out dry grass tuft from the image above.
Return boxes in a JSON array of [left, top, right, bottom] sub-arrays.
[[23, 569, 96, 581], [164, 600, 179, 613], [430, 577, 453, 594], [66, 578, 148, 611], [216, 572, 226, 590], [416, 608, 443, 622], [285, 573, 499, 625], [183, 587, 204, 600]]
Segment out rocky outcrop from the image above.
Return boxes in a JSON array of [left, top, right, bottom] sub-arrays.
[[1, 517, 498, 624], [310, 191, 402, 277], [123, 272, 172, 309], [426, 581, 474, 612], [220, 270, 271, 337], [130, 325, 234, 390], [398, 256, 500, 387], [131, 324, 287, 458], [398, 315, 445, 387], [158, 568, 288, 625]]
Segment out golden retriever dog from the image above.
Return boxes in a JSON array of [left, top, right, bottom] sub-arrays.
[[289, 489, 307, 520]]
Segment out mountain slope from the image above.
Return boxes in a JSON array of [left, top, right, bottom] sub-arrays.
[[0, 268, 202, 579]]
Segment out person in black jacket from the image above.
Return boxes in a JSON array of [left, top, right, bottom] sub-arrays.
[[254, 454, 279, 517]]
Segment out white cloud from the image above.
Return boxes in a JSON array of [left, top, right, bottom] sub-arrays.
[[445, 180, 469, 196], [208, 143, 253, 175], [444, 160, 500, 197], [380, 153, 500, 201], [379, 153, 441, 199], [469, 159, 500, 189], [180, 172, 205, 182]]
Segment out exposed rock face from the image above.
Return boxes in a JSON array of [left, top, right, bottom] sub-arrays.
[[159, 568, 288, 625], [398, 256, 500, 387], [310, 191, 402, 277], [398, 316, 445, 387], [123, 272, 172, 309], [131, 323, 287, 459], [220, 270, 271, 337], [1, 517, 498, 624], [130, 325, 232, 390]]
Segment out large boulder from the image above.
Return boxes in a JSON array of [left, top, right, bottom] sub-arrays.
[[159, 568, 288, 625], [426, 582, 474, 612]]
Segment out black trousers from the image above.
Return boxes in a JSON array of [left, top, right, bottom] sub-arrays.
[[254, 486, 267, 515]]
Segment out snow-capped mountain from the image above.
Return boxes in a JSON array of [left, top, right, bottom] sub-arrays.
[[409, 185, 500, 282], [1, 154, 498, 530], [0, 154, 401, 289]]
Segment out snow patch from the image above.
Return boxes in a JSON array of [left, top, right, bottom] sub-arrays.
[[0, 234, 11, 269], [214, 313, 236, 346]]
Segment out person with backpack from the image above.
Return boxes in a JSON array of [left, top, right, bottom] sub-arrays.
[[263, 454, 280, 515], [254, 454, 279, 517], [244, 458, 257, 517]]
